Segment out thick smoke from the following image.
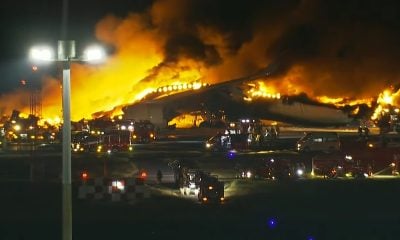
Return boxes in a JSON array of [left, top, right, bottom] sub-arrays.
[[3, 0, 400, 120]]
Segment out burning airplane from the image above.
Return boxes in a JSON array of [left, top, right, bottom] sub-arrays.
[[2, 0, 400, 129]]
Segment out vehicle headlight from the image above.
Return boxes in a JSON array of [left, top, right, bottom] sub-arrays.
[[206, 143, 211, 148], [296, 169, 304, 176], [246, 171, 252, 178]]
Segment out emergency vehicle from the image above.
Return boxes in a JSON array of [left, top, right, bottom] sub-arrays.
[[311, 146, 399, 179], [131, 120, 156, 143], [71, 131, 100, 152], [198, 175, 224, 203], [98, 130, 134, 153]]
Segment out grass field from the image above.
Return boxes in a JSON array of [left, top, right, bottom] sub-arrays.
[[1, 178, 400, 240]]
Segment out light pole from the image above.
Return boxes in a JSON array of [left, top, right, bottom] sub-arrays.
[[59, 40, 74, 240], [30, 41, 105, 240]]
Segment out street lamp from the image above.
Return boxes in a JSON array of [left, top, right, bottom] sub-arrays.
[[30, 40, 105, 240]]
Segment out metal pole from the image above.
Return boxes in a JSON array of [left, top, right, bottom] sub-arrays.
[[62, 59, 72, 240]]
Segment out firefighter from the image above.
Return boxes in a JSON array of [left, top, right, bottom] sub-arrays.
[[358, 126, 363, 139], [157, 169, 163, 184], [363, 126, 369, 139]]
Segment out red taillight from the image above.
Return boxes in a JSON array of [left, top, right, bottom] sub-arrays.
[[82, 172, 88, 180], [141, 172, 147, 178]]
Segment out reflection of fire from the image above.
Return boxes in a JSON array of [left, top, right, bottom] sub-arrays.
[[168, 113, 204, 128]]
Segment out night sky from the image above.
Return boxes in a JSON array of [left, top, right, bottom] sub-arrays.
[[0, 0, 151, 94], [2, 0, 400, 100]]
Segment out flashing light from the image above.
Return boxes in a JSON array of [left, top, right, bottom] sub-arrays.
[[81, 172, 88, 180], [227, 151, 236, 159], [140, 171, 148, 178], [246, 171, 252, 179], [267, 217, 277, 229], [306, 236, 315, 240]]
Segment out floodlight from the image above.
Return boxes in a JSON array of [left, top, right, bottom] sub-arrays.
[[82, 45, 106, 62], [29, 46, 54, 61]]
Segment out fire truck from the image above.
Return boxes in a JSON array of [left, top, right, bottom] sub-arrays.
[[312, 153, 370, 178], [179, 168, 203, 196], [312, 139, 400, 178], [197, 175, 224, 203], [176, 166, 224, 203], [131, 120, 156, 143], [98, 130, 134, 153], [71, 131, 100, 152], [205, 119, 281, 152], [236, 157, 306, 180]]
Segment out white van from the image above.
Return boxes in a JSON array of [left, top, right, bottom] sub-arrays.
[[296, 132, 341, 152]]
